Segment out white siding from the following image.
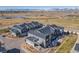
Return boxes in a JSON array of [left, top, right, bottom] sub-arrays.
[[28, 33, 44, 44], [26, 39, 34, 47]]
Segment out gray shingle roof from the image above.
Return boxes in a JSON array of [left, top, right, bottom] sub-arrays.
[[38, 26, 55, 35], [28, 26, 55, 39], [11, 21, 43, 31], [28, 25, 64, 39], [28, 30, 46, 39]]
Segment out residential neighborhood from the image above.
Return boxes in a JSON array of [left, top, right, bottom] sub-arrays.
[[0, 6, 79, 53], [0, 21, 76, 53]]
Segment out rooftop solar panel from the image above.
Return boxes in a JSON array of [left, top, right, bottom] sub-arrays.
[[39, 26, 53, 35], [31, 22, 37, 27], [14, 25, 22, 29]]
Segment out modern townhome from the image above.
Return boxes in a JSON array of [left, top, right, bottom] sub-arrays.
[[10, 21, 43, 37], [26, 25, 64, 48]]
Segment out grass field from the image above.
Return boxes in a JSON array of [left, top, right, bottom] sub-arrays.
[[0, 19, 30, 26], [0, 28, 9, 34], [56, 34, 77, 53], [0, 18, 79, 29], [0, 11, 79, 29]]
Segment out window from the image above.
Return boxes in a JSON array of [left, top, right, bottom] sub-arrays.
[[46, 35, 49, 40]]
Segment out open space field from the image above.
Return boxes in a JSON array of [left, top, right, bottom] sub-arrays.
[[0, 18, 79, 29], [0, 11, 79, 30], [0, 28, 9, 34]]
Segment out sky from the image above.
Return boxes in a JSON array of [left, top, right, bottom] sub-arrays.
[[0, 6, 79, 10]]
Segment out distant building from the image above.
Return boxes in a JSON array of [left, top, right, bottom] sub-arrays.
[[26, 25, 64, 48], [10, 21, 43, 37]]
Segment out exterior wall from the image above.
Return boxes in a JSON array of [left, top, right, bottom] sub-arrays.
[[26, 39, 34, 47], [28, 33, 54, 48], [60, 29, 64, 34], [10, 28, 27, 37], [10, 28, 21, 36], [20, 32, 27, 36], [28, 32, 61, 48], [28, 33, 45, 44], [10, 30, 17, 36], [28, 33, 46, 47]]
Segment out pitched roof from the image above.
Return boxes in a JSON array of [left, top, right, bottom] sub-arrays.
[[28, 25, 64, 39], [28, 26, 55, 39], [12, 21, 43, 31], [38, 26, 55, 35], [28, 29, 46, 39], [50, 24, 64, 29]]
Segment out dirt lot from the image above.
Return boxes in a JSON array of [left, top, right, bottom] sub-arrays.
[[2, 33, 26, 53]]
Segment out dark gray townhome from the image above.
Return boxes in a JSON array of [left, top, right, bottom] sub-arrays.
[[26, 25, 64, 48], [10, 21, 43, 37]]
